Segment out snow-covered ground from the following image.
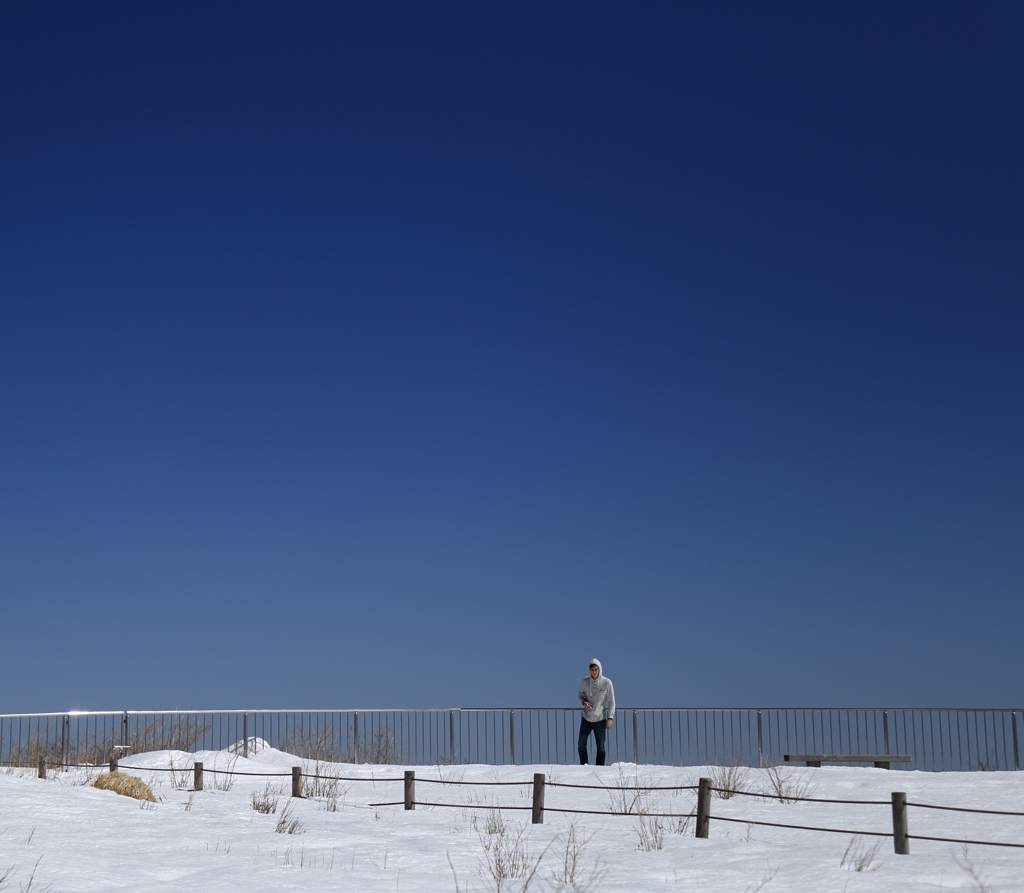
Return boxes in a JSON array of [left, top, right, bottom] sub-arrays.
[[1, 742, 1022, 892]]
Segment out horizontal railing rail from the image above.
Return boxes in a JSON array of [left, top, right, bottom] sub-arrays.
[[1, 708, 1020, 771]]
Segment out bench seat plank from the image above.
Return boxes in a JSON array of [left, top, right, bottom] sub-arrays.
[[784, 754, 912, 768]]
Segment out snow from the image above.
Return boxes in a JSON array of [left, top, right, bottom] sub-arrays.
[[1, 745, 1022, 892]]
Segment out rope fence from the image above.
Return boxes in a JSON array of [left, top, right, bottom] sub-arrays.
[[18, 759, 1023, 854]]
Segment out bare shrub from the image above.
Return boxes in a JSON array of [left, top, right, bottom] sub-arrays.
[[707, 757, 750, 800], [251, 783, 279, 814], [205, 756, 238, 792], [1, 857, 54, 893], [4, 740, 63, 773], [129, 717, 210, 754], [433, 765, 467, 786], [975, 752, 1001, 772], [302, 762, 347, 801], [93, 771, 156, 802], [744, 860, 778, 893], [758, 765, 816, 803], [953, 844, 991, 893], [482, 809, 508, 837], [359, 725, 401, 764], [280, 723, 399, 764], [551, 821, 604, 893], [275, 803, 305, 834], [840, 836, 881, 872], [604, 766, 655, 815], [280, 727, 345, 763], [476, 817, 547, 892], [635, 811, 666, 852], [166, 755, 194, 789]]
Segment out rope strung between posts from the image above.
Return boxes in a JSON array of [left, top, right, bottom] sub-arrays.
[[116, 765, 291, 777], [417, 777, 528, 786], [907, 835, 1024, 849], [547, 807, 697, 818], [906, 801, 1024, 817], [305, 773, 404, 782], [546, 781, 698, 791], [710, 814, 892, 837], [709, 786, 890, 805], [114, 764, 405, 782], [372, 800, 533, 810]]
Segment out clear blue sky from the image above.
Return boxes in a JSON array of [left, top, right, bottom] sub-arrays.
[[2, 2, 1021, 713]]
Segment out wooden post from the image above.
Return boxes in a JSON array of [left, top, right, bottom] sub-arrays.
[[291, 766, 302, 798], [532, 773, 545, 824], [404, 770, 415, 810], [891, 791, 909, 854], [109, 757, 118, 774], [696, 777, 712, 838], [194, 761, 203, 791], [38, 755, 46, 779]]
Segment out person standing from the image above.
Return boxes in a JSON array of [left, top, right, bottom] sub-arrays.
[[577, 658, 615, 765]]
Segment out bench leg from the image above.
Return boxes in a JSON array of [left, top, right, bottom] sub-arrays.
[[874, 761, 890, 770], [805, 761, 820, 768]]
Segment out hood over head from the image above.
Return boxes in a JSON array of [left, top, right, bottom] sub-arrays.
[[588, 658, 602, 676]]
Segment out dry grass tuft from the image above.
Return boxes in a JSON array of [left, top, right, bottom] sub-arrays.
[[840, 836, 881, 872], [707, 757, 751, 800], [758, 764, 816, 803], [275, 803, 305, 834], [93, 771, 156, 802]]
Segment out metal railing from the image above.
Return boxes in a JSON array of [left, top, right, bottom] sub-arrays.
[[1, 708, 1019, 771]]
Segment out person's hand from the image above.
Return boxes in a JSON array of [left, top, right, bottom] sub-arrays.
[[583, 701, 592, 710], [605, 719, 613, 730]]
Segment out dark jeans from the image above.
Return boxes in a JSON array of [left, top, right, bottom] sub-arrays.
[[578, 718, 607, 765]]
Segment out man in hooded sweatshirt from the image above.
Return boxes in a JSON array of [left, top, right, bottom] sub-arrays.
[[577, 658, 615, 765]]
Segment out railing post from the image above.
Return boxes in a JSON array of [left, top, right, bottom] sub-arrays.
[[883, 711, 890, 755], [38, 755, 46, 779], [1013, 712, 1020, 772], [404, 770, 415, 810], [509, 711, 515, 766], [194, 761, 204, 791], [292, 766, 302, 798], [891, 791, 909, 854], [243, 713, 249, 758], [109, 756, 117, 773], [757, 710, 764, 766], [449, 711, 455, 764], [122, 712, 130, 753], [354, 713, 360, 764], [695, 777, 711, 838], [532, 772, 545, 824], [61, 715, 69, 768], [632, 711, 638, 763]]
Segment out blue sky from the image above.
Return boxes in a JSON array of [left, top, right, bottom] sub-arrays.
[[1, 2, 1021, 714]]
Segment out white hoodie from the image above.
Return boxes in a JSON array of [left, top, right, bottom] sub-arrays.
[[578, 658, 616, 722]]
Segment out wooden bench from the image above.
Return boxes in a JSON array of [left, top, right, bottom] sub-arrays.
[[784, 754, 912, 769]]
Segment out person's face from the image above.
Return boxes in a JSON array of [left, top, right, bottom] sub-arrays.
[[589, 665, 600, 678]]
